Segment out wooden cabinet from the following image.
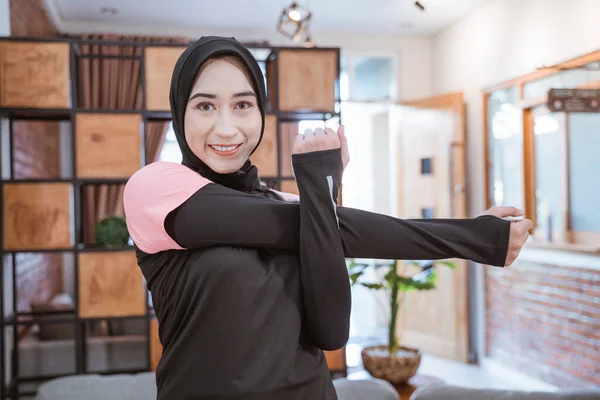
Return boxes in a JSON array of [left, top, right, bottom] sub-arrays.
[[268, 49, 338, 113], [0, 41, 71, 108], [3, 182, 73, 250], [144, 46, 186, 111], [249, 114, 278, 177], [75, 113, 142, 178]]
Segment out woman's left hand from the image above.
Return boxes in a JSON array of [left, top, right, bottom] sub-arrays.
[[336, 125, 350, 171], [292, 125, 349, 171]]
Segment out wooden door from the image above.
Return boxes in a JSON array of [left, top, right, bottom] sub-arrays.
[[391, 93, 469, 362]]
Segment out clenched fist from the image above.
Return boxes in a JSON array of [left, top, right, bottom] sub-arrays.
[[292, 126, 350, 171], [479, 206, 533, 267]]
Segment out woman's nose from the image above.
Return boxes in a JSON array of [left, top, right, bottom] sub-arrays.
[[215, 111, 237, 137]]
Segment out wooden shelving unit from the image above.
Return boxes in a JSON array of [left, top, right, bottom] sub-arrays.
[[0, 36, 343, 399]]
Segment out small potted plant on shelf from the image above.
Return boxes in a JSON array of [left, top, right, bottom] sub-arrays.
[[95, 215, 130, 248], [347, 258, 455, 385]]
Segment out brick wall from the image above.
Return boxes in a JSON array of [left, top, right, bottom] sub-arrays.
[[10, 0, 58, 37], [12, 121, 65, 311], [486, 260, 600, 388]]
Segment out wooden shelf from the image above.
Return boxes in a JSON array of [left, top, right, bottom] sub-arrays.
[[75, 113, 142, 179], [144, 46, 186, 111], [2, 182, 73, 251], [272, 49, 338, 113], [249, 114, 278, 176], [0, 41, 71, 109], [0, 37, 345, 394], [77, 251, 146, 318]]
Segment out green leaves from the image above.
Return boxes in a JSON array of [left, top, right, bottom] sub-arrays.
[[347, 260, 369, 285], [346, 257, 456, 352]]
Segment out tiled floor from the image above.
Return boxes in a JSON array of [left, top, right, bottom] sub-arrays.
[[344, 342, 557, 392]]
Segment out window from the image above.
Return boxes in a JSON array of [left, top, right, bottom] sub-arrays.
[[568, 113, 600, 233], [420, 158, 433, 175], [421, 208, 434, 219], [486, 87, 524, 209], [532, 108, 564, 235], [340, 53, 397, 102], [486, 56, 600, 246]]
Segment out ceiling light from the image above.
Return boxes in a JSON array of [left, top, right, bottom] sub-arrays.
[[277, 2, 313, 43], [289, 9, 302, 21]]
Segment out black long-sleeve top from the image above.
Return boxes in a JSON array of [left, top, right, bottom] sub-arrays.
[[123, 148, 510, 400]]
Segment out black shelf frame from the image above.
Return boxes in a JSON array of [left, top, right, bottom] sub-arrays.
[[0, 35, 344, 399]]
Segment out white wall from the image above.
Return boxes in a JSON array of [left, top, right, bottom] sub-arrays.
[[432, 0, 600, 216]]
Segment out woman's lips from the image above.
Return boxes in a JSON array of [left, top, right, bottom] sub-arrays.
[[209, 143, 242, 157]]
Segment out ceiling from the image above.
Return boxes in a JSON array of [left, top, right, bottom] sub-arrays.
[[45, 0, 496, 37]]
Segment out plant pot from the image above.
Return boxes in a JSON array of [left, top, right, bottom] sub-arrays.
[[361, 344, 421, 385]]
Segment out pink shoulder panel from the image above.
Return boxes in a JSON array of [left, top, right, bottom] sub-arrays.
[[123, 162, 211, 254]]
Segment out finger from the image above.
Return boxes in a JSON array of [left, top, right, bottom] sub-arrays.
[[337, 125, 347, 142], [314, 127, 325, 136], [489, 206, 525, 218], [503, 206, 525, 217], [324, 127, 336, 136], [517, 218, 534, 231], [304, 128, 314, 136]]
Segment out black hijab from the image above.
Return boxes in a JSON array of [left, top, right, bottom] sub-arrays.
[[169, 36, 267, 192]]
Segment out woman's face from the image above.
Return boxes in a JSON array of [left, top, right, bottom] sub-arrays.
[[184, 56, 262, 174]]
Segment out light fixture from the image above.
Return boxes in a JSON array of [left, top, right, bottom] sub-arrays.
[[277, 2, 313, 44], [303, 35, 315, 48]]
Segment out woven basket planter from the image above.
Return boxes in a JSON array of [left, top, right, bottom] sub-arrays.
[[361, 345, 421, 385]]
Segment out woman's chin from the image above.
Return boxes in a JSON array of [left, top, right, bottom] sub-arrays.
[[207, 159, 246, 174]]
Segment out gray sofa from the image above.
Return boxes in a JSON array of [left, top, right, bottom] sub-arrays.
[[410, 383, 600, 400], [35, 373, 600, 400], [34, 372, 400, 400]]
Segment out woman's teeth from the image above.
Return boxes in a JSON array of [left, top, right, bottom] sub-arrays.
[[211, 145, 238, 152]]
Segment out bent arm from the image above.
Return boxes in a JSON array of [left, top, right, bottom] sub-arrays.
[[291, 149, 350, 350]]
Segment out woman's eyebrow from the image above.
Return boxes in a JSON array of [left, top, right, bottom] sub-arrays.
[[233, 91, 257, 98], [188, 91, 257, 101]]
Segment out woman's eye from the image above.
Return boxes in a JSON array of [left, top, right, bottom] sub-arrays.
[[236, 101, 253, 110], [197, 102, 215, 111]]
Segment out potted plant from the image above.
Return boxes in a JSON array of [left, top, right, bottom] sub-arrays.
[[95, 215, 130, 248], [347, 258, 455, 385]]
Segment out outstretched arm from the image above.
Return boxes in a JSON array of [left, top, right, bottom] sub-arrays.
[[123, 158, 514, 267]]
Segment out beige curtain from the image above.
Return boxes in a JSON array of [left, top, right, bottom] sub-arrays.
[[146, 122, 170, 164], [78, 33, 188, 244]]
